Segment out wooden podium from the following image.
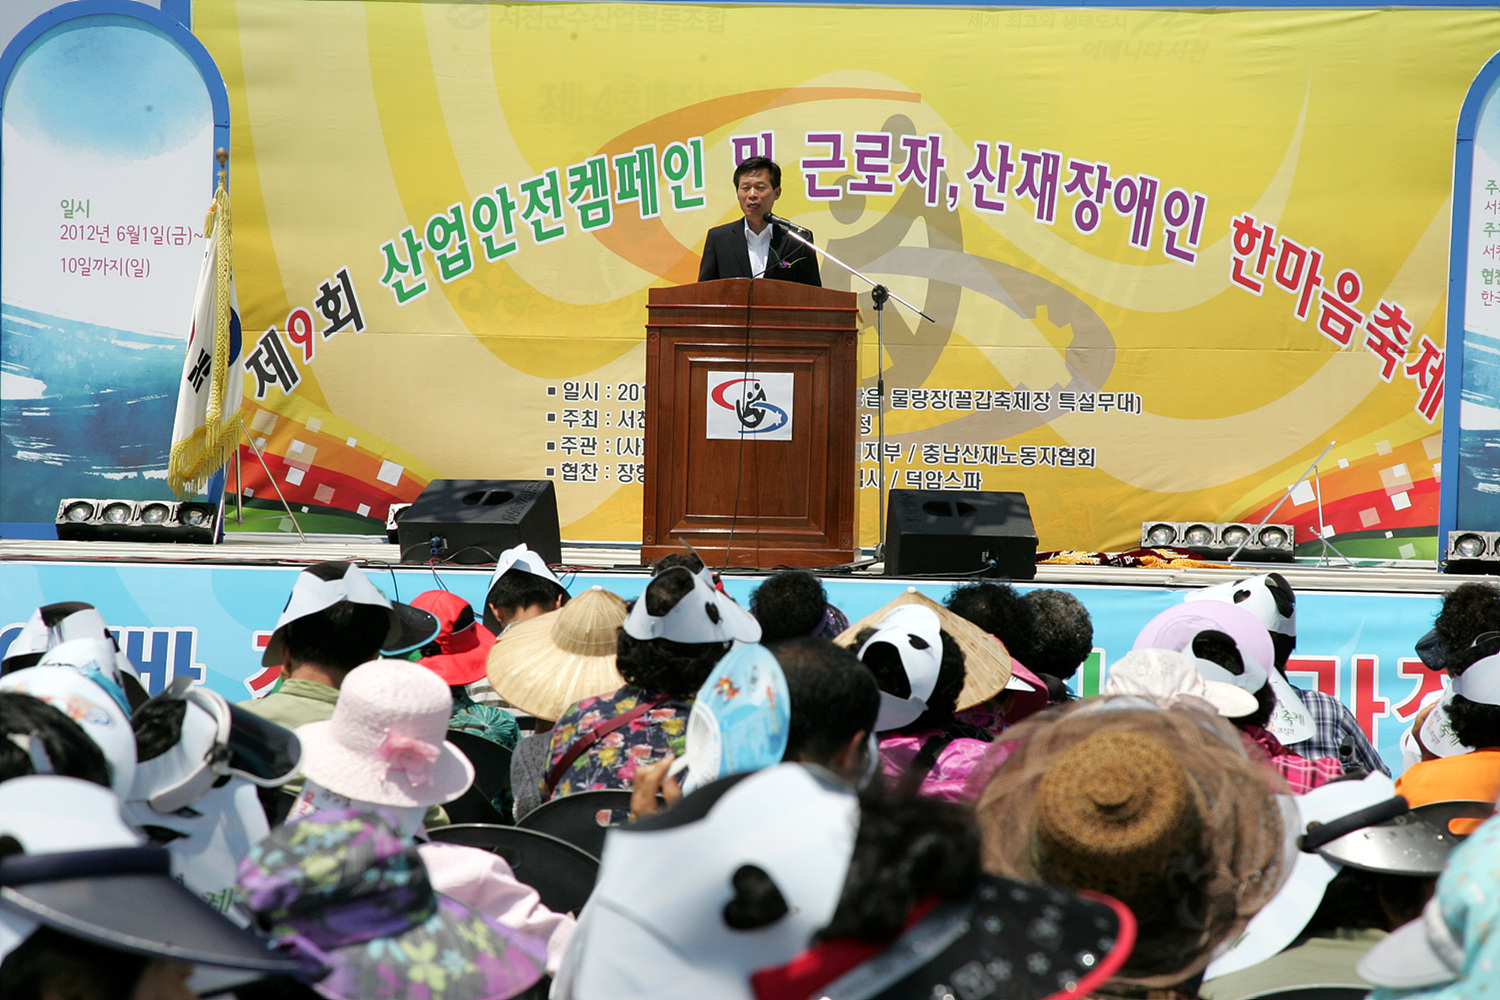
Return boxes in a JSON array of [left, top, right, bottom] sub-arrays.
[[642, 279, 859, 569]]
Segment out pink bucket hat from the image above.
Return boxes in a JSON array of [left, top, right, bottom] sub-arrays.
[[295, 660, 474, 808]]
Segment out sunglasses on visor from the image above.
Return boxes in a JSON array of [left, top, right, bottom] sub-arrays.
[[143, 678, 301, 814]]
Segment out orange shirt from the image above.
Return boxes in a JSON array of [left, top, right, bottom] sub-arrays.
[[1395, 748, 1500, 832]]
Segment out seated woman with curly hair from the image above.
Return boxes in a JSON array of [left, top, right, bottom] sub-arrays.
[[1397, 630, 1500, 818], [540, 565, 761, 802]]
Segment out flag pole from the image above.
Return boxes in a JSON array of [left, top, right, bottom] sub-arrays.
[[240, 426, 308, 542], [169, 147, 305, 542], [219, 145, 245, 533], [233, 447, 244, 525]]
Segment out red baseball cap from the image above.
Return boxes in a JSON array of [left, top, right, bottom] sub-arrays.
[[409, 590, 496, 686]]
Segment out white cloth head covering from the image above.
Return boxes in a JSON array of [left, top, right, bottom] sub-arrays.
[[1417, 651, 1500, 759], [1183, 576, 1314, 743], [35, 637, 135, 714], [564, 764, 858, 999], [261, 562, 399, 667], [487, 543, 563, 593], [622, 567, 761, 645], [1135, 600, 1318, 741], [0, 665, 136, 796], [855, 605, 944, 732], [1, 604, 140, 684], [483, 544, 567, 633], [123, 780, 269, 923], [1420, 685, 1472, 759], [1454, 651, 1500, 705], [1185, 573, 1296, 637]]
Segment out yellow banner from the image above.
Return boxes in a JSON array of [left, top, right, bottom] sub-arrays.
[[197, 1, 1497, 553]]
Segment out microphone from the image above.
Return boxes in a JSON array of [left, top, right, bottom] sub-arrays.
[[766, 213, 812, 236]]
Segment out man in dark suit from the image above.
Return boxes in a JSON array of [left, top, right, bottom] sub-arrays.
[[697, 156, 821, 287]]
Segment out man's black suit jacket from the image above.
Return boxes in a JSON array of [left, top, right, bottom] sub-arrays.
[[697, 220, 821, 286]]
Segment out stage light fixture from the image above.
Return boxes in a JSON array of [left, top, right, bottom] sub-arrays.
[[1259, 525, 1290, 549], [176, 503, 217, 539], [55, 498, 217, 543], [62, 500, 95, 523], [180, 505, 213, 528], [1139, 520, 1296, 562], [1144, 522, 1178, 547], [1445, 530, 1500, 574], [1220, 524, 1251, 549], [1183, 523, 1215, 547], [139, 502, 171, 525]]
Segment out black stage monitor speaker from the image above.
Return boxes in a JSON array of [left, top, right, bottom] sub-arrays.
[[884, 489, 1037, 580], [397, 480, 561, 565]]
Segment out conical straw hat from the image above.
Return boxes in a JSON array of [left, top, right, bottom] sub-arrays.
[[834, 588, 1012, 710], [484, 585, 628, 720]]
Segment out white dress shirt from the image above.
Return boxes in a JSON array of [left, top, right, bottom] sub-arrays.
[[744, 221, 772, 278]]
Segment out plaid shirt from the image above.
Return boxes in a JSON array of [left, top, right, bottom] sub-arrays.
[[1241, 724, 1344, 795], [1284, 684, 1391, 777]]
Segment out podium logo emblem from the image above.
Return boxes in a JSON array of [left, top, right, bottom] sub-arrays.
[[706, 371, 794, 441]]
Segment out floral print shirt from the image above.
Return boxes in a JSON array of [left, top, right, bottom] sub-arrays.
[[541, 684, 692, 801]]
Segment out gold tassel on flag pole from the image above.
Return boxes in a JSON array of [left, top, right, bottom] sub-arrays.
[[168, 148, 245, 499], [205, 150, 237, 455]]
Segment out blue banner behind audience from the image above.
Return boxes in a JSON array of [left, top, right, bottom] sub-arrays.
[[0, 559, 1440, 773]]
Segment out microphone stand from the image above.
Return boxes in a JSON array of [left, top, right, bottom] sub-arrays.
[[773, 220, 933, 562]]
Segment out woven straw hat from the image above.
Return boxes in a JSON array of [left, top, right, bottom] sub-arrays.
[[484, 585, 628, 720], [1033, 730, 1203, 902], [834, 588, 1011, 710], [975, 700, 1286, 990]]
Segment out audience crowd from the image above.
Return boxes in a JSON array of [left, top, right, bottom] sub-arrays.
[[2, 553, 1497, 1000]]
